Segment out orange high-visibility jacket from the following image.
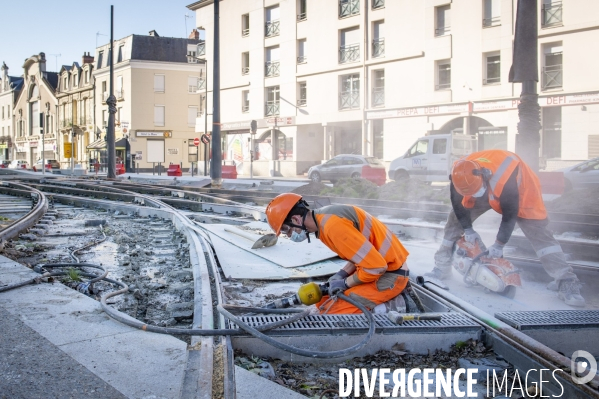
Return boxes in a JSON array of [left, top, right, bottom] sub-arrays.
[[313, 205, 409, 283], [461, 150, 547, 220]]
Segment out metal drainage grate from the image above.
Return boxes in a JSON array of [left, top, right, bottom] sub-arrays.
[[232, 312, 480, 335], [495, 310, 599, 330]]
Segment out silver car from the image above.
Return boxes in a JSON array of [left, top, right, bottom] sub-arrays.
[[307, 154, 385, 184], [559, 157, 599, 191]]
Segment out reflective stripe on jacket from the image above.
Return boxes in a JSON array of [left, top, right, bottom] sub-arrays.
[[314, 205, 409, 283], [461, 150, 547, 220]]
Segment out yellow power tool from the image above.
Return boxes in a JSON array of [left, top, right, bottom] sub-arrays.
[[263, 282, 328, 309]]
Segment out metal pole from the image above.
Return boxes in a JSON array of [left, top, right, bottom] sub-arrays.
[[106, 5, 117, 179], [71, 104, 74, 174], [210, 0, 222, 186], [40, 112, 45, 176], [204, 60, 208, 176]]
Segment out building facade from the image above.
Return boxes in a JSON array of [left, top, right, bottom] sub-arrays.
[[56, 53, 95, 170], [188, 0, 599, 176], [12, 53, 59, 166], [0, 63, 23, 162], [92, 31, 204, 173]]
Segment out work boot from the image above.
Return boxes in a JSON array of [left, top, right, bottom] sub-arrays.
[[558, 279, 586, 307], [423, 267, 452, 281], [546, 280, 558, 292]]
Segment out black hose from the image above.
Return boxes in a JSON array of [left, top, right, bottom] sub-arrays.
[[217, 293, 376, 359]]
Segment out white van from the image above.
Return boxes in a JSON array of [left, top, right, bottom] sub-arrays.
[[388, 133, 477, 182]]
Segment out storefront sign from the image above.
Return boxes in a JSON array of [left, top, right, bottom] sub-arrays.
[[136, 131, 167, 137], [367, 103, 470, 120], [29, 141, 38, 148], [135, 151, 143, 160], [265, 116, 295, 126], [542, 92, 599, 107], [0, 144, 7, 149], [473, 100, 520, 112]]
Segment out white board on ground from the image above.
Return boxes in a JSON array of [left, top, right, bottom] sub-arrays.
[[208, 232, 344, 280], [198, 223, 337, 268]]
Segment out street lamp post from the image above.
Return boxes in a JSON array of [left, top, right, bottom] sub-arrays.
[[187, 51, 208, 176]]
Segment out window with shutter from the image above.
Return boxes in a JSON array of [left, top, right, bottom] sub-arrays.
[[154, 75, 165, 92], [188, 106, 198, 126], [154, 106, 165, 126]]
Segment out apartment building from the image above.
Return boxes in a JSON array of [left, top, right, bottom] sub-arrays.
[[0, 63, 23, 162], [12, 53, 59, 166], [56, 53, 95, 169], [188, 0, 599, 176], [92, 31, 204, 172]]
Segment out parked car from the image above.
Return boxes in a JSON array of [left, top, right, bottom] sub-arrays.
[[388, 132, 477, 182], [0, 161, 10, 168], [308, 154, 386, 185], [34, 159, 60, 171], [558, 157, 599, 191], [8, 160, 29, 169]]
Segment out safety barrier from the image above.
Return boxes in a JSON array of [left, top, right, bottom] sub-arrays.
[[116, 163, 126, 175], [222, 165, 238, 179], [167, 164, 183, 177]]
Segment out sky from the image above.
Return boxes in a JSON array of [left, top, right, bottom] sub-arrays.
[[0, 0, 197, 75]]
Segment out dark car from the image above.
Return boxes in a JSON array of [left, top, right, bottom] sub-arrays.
[[307, 154, 386, 185], [559, 157, 599, 191]]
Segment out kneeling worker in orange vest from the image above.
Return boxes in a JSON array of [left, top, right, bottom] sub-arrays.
[[425, 149, 585, 307], [266, 193, 410, 314]]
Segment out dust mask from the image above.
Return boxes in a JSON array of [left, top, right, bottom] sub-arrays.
[[472, 185, 487, 198], [290, 230, 308, 242]]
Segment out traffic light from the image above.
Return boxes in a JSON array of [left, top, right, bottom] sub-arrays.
[[250, 120, 257, 134]]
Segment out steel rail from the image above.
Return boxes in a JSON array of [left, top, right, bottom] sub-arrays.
[[416, 282, 599, 398], [0, 182, 48, 242]]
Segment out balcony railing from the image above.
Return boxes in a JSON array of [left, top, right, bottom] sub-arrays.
[[297, 98, 307, 107], [79, 116, 93, 126], [483, 16, 501, 27], [265, 101, 280, 116], [265, 20, 280, 37], [483, 77, 500, 85], [265, 61, 280, 77], [542, 1, 562, 27], [297, 56, 307, 64], [435, 82, 451, 90], [242, 28, 250, 37], [339, 91, 359, 110], [372, 38, 385, 58], [198, 78, 206, 90], [542, 64, 563, 90], [198, 41, 206, 56], [242, 104, 250, 113], [372, 87, 384, 107], [435, 26, 451, 36], [116, 89, 124, 100], [62, 118, 73, 128], [372, 0, 384, 9], [339, 44, 360, 64], [297, 12, 307, 21], [339, 0, 360, 17], [242, 66, 250, 75]]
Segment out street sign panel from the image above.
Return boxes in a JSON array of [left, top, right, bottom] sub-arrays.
[[193, 137, 200, 146]]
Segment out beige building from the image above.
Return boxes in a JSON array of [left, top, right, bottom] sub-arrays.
[[56, 53, 95, 170], [188, 0, 599, 177], [12, 53, 59, 166], [0, 63, 23, 162], [92, 31, 204, 173]]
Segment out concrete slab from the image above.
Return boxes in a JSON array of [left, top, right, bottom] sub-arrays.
[[200, 223, 336, 268], [235, 366, 307, 399], [0, 256, 188, 399]]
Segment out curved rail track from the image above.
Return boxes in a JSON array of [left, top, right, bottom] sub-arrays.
[[1, 175, 598, 399]]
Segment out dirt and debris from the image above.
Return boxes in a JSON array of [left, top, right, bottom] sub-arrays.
[[2, 206, 195, 343], [235, 339, 504, 398], [292, 178, 450, 204], [546, 187, 599, 215]]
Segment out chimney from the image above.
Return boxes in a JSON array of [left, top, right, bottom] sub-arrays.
[[39, 52, 46, 72], [82, 52, 94, 65], [189, 29, 199, 40], [149, 30, 160, 37]]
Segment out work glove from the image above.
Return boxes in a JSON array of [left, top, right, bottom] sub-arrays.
[[328, 269, 349, 283], [463, 228, 482, 244], [487, 242, 505, 258], [328, 278, 348, 296]]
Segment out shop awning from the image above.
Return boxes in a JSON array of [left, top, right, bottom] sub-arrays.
[[115, 138, 127, 149], [87, 139, 107, 150]]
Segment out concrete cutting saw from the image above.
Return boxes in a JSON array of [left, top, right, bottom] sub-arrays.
[[452, 237, 522, 298]]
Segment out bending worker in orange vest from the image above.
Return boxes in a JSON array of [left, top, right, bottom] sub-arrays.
[[266, 193, 410, 314], [425, 149, 585, 307]]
